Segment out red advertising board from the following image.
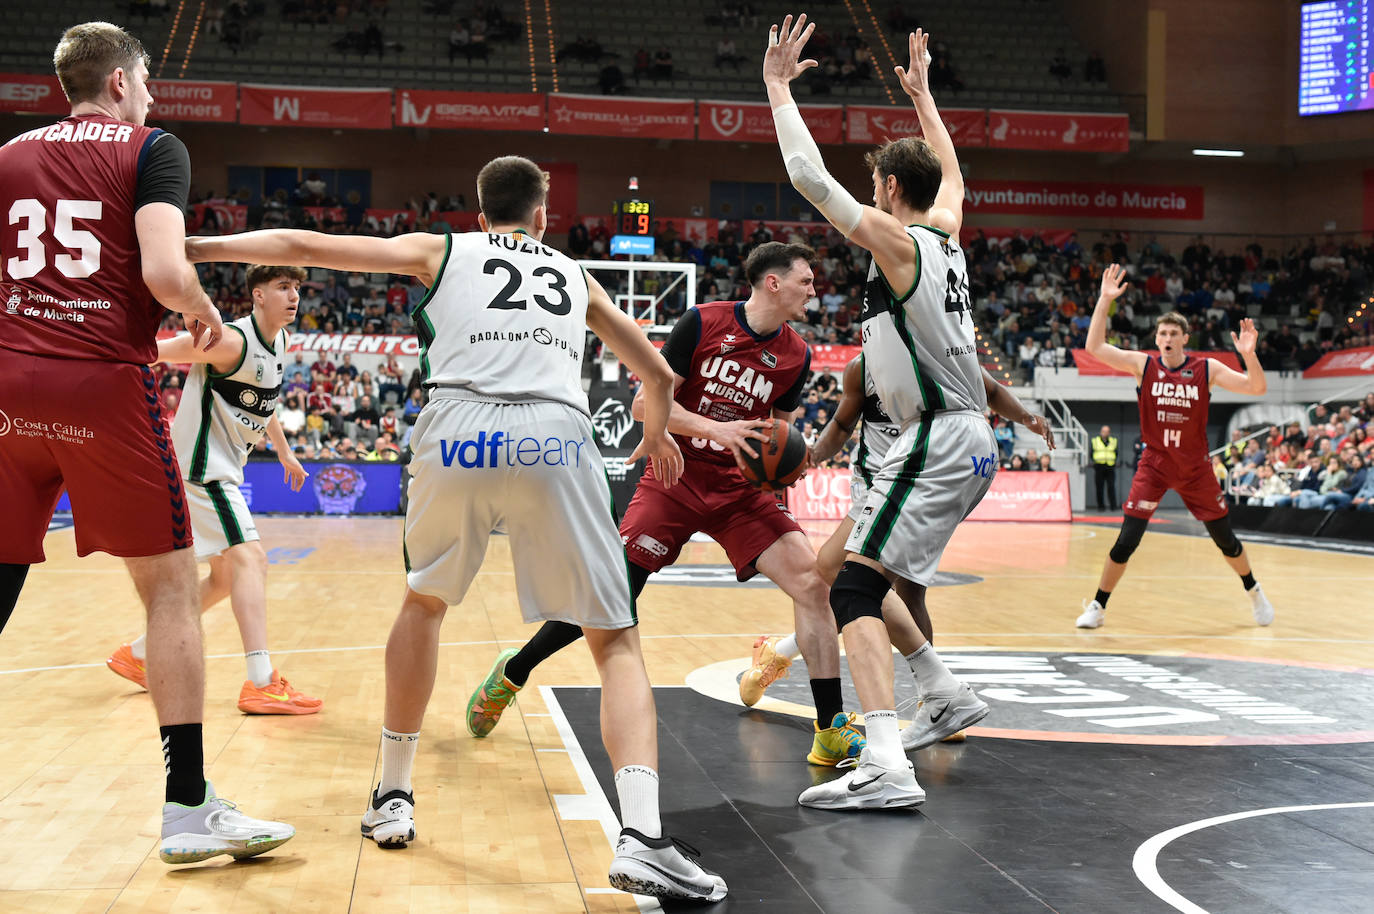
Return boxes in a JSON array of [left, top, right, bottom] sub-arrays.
[[788, 467, 852, 522], [987, 110, 1129, 153], [965, 180, 1203, 220], [149, 80, 236, 123], [1303, 346, 1374, 378], [394, 89, 544, 131], [287, 333, 421, 356], [1072, 349, 1241, 376], [811, 344, 861, 373], [845, 105, 985, 147], [966, 471, 1072, 522], [547, 93, 694, 140], [239, 84, 392, 129], [698, 100, 844, 144], [187, 203, 248, 233], [0, 72, 67, 115]]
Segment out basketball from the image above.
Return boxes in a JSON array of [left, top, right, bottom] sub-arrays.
[[737, 418, 808, 491]]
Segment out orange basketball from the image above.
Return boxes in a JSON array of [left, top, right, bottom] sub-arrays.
[[737, 418, 808, 491]]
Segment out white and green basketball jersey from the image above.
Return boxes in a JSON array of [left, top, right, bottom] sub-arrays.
[[858, 225, 987, 424], [853, 354, 901, 486], [173, 314, 287, 486], [413, 230, 591, 413]]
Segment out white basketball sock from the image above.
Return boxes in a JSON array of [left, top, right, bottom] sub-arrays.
[[863, 710, 905, 768], [129, 634, 147, 660], [614, 765, 662, 839], [245, 650, 273, 687], [379, 728, 420, 795], [906, 643, 962, 699], [775, 633, 800, 660]]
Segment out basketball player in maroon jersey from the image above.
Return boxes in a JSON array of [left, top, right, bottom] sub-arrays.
[[1075, 264, 1275, 629], [0, 22, 293, 862], [468, 242, 867, 767]]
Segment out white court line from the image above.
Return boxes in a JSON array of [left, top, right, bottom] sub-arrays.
[[1133, 801, 1374, 913], [539, 685, 664, 914]]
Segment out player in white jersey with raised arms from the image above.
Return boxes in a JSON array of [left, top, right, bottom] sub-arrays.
[[105, 264, 320, 714], [185, 156, 727, 903], [765, 18, 998, 810]]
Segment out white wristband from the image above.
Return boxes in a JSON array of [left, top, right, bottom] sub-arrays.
[[772, 103, 863, 237]]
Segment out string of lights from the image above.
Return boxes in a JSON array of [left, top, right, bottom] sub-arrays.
[[543, 0, 559, 94], [523, 0, 538, 92], [844, 0, 898, 106], [157, 0, 189, 78], [178, 1, 208, 80]]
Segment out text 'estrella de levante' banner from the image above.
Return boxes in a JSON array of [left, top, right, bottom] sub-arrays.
[[547, 93, 695, 140], [966, 471, 1072, 522]]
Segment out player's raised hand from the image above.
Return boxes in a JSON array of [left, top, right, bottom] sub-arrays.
[[1231, 318, 1259, 356], [1023, 413, 1056, 450], [281, 451, 309, 492], [1098, 263, 1129, 305], [763, 13, 817, 86], [894, 29, 935, 101], [628, 431, 684, 488]]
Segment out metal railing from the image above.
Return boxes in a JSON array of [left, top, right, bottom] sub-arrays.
[[1038, 395, 1089, 468]]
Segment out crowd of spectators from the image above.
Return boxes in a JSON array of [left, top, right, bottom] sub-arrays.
[[1220, 393, 1374, 511]]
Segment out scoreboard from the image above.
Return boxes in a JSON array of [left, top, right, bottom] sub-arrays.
[[612, 198, 653, 236], [1299, 0, 1374, 116]]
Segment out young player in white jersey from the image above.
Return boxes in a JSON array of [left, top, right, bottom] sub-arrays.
[[766, 19, 1000, 810], [744, 356, 1055, 752], [106, 265, 320, 714], [184, 156, 727, 903]]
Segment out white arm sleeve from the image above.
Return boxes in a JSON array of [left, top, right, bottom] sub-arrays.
[[771, 103, 863, 237]]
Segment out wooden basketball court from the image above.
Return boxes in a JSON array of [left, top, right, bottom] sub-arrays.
[[2, 514, 1371, 913]]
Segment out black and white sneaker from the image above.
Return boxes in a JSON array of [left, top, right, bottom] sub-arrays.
[[608, 827, 727, 902], [361, 786, 415, 847], [797, 749, 926, 810]]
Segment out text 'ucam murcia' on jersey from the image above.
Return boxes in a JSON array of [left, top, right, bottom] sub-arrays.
[[858, 225, 986, 426], [414, 230, 591, 413]]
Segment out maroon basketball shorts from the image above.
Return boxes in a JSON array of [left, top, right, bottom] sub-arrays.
[[0, 350, 192, 562], [1123, 452, 1229, 523], [620, 457, 803, 581]]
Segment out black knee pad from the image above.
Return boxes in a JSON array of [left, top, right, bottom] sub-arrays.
[[1204, 516, 1244, 557], [830, 561, 891, 628], [1109, 515, 1149, 564]]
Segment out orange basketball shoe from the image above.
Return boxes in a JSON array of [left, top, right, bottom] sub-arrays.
[[739, 635, 792, 707], [106, 643, 148, 690], [238, 671, 323, 715]]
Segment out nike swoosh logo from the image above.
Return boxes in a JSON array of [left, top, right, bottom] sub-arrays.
[[929, 704, 948, 724], [848, 776, 882, 791], [260, 690, 291, 701]]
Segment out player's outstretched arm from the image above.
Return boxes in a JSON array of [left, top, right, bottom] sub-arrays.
[[187, 230, 445, 286], [586, 274, 683, 487], [1086, 264, 1147, 378], [137, 202, 222, 352], [765, 14, 919, 294], [1209, 318, 1268, 396], [982, 368, 1055, 450], [156, 325, 244, 373], [810, 356, 864, 465], [895, 29, 962, 236]]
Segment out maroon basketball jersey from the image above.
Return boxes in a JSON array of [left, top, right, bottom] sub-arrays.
[[0, 115, 165, 364], [1138, 354, 1212, 467], [672, 300, 811, 470]]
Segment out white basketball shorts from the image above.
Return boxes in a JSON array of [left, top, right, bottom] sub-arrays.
[[846, 411, 998, 586], [403, 395, 634, 629], [184, 479, 259, 560]]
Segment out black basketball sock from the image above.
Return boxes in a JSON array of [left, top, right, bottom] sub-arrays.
[[1095, 589, 1111, 608], [160, 723, 207, 807], [503, 621, 583, 687], [0, 563, 30, 635], [810, 677, 844, 729], [1240, 573, 1256, 592]]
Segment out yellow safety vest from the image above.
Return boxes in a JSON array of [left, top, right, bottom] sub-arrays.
[[1092, 436, 1118, 466]]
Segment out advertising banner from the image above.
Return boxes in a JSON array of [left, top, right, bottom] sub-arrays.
[[188, 203, 248, 233], [239, 84, 392, 129], [1302, 346, 1374, 378], [987, 109, 1129, 152], [845, 105, 985, 147], [547, 93, 695, 139], [964, 180, 1203, 220], [149, 80, 237, 122], [787, 467, 852, 522], [811, 344, 861, 373], [394, 89, 544, 131], [0, 73, 66, 115], [242, 460, 403, 514], [698, 100, 844, 144], [286, 333, 421, 356], [966, 471, 1072, 521], [1072, 349, 1241, 376]]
